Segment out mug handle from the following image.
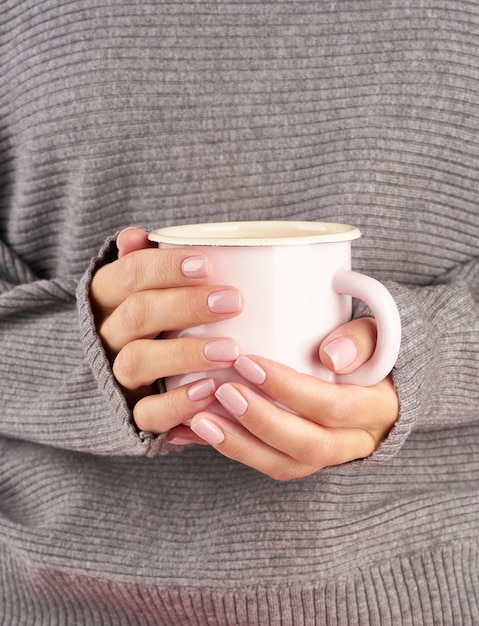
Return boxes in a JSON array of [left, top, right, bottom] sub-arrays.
[[329, 269, 401, 386]]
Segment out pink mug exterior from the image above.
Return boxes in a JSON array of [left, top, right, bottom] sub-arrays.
[[148, 221, 401, 389]]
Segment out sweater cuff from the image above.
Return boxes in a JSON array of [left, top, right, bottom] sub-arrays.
[[353, 282, 427, 465], [76, 235, 173, 457]]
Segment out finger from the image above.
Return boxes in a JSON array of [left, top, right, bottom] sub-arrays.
[[99, 284, 243, 355], [133, 378, 218, 433], [167, 424, 208, 447], [189, 410, 318, 480], [210, 383, 377, 468], [90, 247, 212, 315], [117, 227, 156, 258], [113, 337, 240, 390], [188, 407, 375, 480], [319, 317, 377, 374], [233, 355, 398, 433]]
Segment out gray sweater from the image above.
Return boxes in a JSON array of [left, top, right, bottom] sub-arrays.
[[1, 1, 478, 624]]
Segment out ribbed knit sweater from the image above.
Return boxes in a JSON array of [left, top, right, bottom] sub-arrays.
[[1, 1, 478, 624]]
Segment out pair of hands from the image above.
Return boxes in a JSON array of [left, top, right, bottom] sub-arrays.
[[90, 227, 399, 480]]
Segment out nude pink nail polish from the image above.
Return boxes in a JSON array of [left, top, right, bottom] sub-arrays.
[[234, 355, 266, 385], [323, 336, 358, 371], [203, 339, 240, 362], [186, 378, 216, 401], [190, 415, 225, 445], [167, 434, 197, 446], [215, 384, 248, 417], [207, 289, 243, 314], [181, 256, 209, 278]]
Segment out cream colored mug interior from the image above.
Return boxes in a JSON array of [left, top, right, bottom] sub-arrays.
[[148, 220, 361, 246]]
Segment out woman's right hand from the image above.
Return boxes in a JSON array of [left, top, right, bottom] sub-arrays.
[[89, 227, 244, 432]]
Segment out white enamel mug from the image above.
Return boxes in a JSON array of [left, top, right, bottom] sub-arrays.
[[148, 221, 401, 389]]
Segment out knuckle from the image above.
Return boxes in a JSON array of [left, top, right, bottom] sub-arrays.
[[221, 434, 247, 460], [113, 342, 143, 387], [276, 426, 334, 471], [311, 391, 351, 428], [169, 287, 213, 328], [269, 459, 305, 482], [162, 337, 204, 375], [157, 250, 182, 283], [304, 431, 335, 469], [304, 449, 328, 471], [119, 292, 149, 335], [183, 287, 213, 324], [132, 397, 154, 432], [119, 253, 143, 293]]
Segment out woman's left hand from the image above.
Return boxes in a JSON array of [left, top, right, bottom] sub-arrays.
[[167, 317, 399, 480]]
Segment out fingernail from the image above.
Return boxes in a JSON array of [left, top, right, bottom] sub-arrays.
[[234, 355, 266, 384], [117, 226, 135, 243], [207, 289, 243, 314], [181, 256, 209, 278], [168, 434, 197, 446], [215, 384, 248, 417], [190, 415, 225, 445], [186, 378, 216, 401], [323, 336, 358, 371], [203, 338, 240, 362]]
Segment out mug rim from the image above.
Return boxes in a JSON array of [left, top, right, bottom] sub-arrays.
[[148, 221, 361, 246]]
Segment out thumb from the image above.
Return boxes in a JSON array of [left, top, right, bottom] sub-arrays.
[[319, 317, 377, 374], [117, 227, 155, 258]]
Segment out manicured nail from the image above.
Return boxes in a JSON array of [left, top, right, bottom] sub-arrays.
[[323, 336, 358, 371], [203, 338, 240, 362], [234, 355, 266, 385], [186, 378, 216, 401], [190, 415, 225, 445], [181, 256, 209, 278], [215, 384, 248, 417], [168, 434, 197, 446], [207, 289, 243, 314]]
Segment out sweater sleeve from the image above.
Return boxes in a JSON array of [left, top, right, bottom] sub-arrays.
[[3, 230, 476, 464], [0, 236, 169, 457], [363, 256, 479, 464]]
